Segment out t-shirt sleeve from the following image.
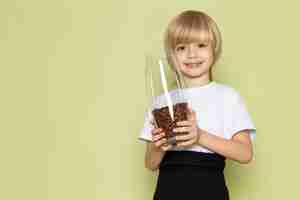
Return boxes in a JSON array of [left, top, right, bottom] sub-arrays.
[[138, 109, 154, 142], [224, 91, 256, 141]]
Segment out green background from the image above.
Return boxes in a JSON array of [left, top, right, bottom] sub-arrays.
[[1, 0, 299, 199]]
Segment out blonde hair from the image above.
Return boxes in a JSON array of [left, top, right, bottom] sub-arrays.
[[164, 10, 222, 80]]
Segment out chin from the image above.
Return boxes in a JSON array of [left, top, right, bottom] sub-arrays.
[[181, 69, 209, 79], [182, 72, 204, 79]]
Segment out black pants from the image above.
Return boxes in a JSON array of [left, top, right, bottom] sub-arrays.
[[153, 151, 229, 200]]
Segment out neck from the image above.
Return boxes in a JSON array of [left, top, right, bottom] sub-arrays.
[[183, 75, 211, 88]]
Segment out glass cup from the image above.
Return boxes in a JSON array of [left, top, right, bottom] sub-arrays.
[[145, 55, 189, 146]]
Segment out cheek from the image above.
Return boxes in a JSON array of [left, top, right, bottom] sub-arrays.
[[173, 54, 184, 65], [174, 53, 184, 60], [202, 51, 214, 63], [201, 49, 213, 57]]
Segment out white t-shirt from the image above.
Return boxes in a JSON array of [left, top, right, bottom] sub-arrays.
[[138, 81, 256, 153]]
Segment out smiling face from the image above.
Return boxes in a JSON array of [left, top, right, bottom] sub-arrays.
[[173, 40, 214, 80], [164, 10, 222, 85]]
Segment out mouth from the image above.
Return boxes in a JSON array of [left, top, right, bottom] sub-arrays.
[[184, 61, 204, 69]]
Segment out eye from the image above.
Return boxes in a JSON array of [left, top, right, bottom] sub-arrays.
[[198, 43, 207, 48], [175, 45, 186, 52]]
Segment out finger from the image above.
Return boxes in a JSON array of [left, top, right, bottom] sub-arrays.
[[152, 132, 165, 142], [153, 138, 167, 148], [177, 139, 195, 147], [176, 120, 192, 127], [175, 131, 195, 141], [173, 126, 192, 134], [151, 128, 163, 136]]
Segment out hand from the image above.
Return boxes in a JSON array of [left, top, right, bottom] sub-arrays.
[[151, 124, 173, 151], [173, 108, 201, 148]]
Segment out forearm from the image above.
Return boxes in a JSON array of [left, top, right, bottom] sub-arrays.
[[145, 142, 166, 171], [198, 129, 253, 164]]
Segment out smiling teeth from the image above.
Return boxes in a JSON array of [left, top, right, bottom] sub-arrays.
[[186, 63, 201, 68]]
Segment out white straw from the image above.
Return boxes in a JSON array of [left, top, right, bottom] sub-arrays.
[[149, 65, 155, 107], [159, 59, 174, 120]]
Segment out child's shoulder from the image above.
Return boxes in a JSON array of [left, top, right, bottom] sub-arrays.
[[214, 82, 242, 100]]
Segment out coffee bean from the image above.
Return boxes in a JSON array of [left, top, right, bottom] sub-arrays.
[[152, 102, 189, 140]]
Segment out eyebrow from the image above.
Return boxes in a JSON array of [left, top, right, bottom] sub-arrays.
[[175, 41, 210, 46]]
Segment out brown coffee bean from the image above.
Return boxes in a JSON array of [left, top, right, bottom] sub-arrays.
[[152, 102, 189, 139]]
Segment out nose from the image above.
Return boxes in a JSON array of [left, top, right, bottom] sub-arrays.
[[187, 45, 196, 58]]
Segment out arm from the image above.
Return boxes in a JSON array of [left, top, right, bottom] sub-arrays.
[[197, 129, 253, 164], [174, 108, 253, 164], [144, 128, 173, 171], [144, 142, 166, 171]]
